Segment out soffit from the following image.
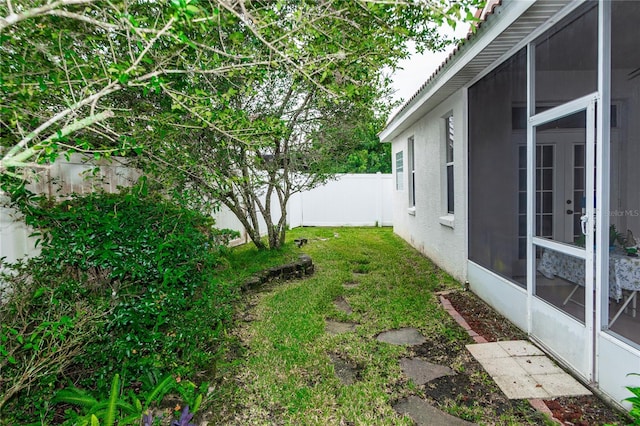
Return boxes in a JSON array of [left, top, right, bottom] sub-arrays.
[[380, 0, 572, 142]]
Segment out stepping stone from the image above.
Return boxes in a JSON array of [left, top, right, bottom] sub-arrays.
[[329, 354, 359, 385], [334, 296, 353, 314], [343, 281, 359, 289], [376, 328, 426, 346], [400, 358, 455, 385], [326, 320, 357, 335], [394, 396, 476, 426]]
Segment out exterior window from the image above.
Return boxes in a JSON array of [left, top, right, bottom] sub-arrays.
[[408, 137, 415, 208], [445, 115, 454, 214], [395, 151, 404, 190]]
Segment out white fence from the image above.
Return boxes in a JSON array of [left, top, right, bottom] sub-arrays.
[[288, 173, 392, 228], [210, 173, 392, 246], [0, 157, 392, 264], [1, 155, 139, 265]]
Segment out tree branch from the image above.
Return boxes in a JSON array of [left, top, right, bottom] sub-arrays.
[[0, 0, 97, 31]]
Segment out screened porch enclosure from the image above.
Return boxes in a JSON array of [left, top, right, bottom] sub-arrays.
[[468, 1, 640, 347]]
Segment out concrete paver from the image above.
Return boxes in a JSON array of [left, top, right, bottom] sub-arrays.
[[532, 373, 591, 396], [466, 342, 509, 360], [393, 396, 476, 426], [325, 320, 357, 335], [466, 340, 591, 399], [515, 356, 565, 375], [376, 327, 426, 346], [399, 358, 455, 385], [498, 340, 544, 357], [492, 374, 551, 399], [334, 296, 353, 314], [475, 356, 526, 377]]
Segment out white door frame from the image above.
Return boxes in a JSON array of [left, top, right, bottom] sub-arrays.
[[527, 93, 598, 380]]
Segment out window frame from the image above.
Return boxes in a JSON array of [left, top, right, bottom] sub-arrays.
[[395, 150, 404, 191], [408, 136, 416, 210], [444, 114, 455, 215]]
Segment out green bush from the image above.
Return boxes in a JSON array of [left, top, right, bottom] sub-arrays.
[[0, 182, 238, 422]]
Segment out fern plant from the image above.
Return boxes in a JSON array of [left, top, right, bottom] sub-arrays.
[[53, 374, 139, 425], [53, 373, 176, 425], [53, 372, 206, 425]]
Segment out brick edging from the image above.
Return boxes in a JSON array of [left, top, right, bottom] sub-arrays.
[[529, 399, 563, 425], [439, 295, 488, 343]]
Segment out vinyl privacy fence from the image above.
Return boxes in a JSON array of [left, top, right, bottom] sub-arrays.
[[1, 156, 392, 264]]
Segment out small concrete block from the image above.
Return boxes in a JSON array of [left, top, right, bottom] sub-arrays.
[[466, 343, 509, 360], [515, 356, 564, 375], [532, 373, 591, 397], [282, 263, 297, 274], [400, 358, 455, 385], [376, 328, 426, 346], [325, 320, 357, 335], [298, 254, 312, 266], [492, 374, 551, 399], [393, 396, 476, 426], [498, 340, 544, 357], [267, 267, 282, 279], [244, 276, 263, 290], [477, 356, 527, 377]]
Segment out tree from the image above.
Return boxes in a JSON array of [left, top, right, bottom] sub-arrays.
[[136, 1, 482, 249], [142, 71, 386, 249], [322, 111, 392, 174], [1, 0, 483, 249]]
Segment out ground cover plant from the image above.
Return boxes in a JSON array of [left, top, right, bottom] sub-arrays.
[[214, 227, 587, 425], [0, 182, 262, 424]]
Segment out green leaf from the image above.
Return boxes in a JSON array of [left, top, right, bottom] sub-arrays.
[[52, 387, 99, 407], [90, 414, 100, 426], [192, 393, 203, 413], [186, 5, 200, 15], [33, 287, 45, 299], [143, 374, 175, 408], [104, 374, 120, 426]]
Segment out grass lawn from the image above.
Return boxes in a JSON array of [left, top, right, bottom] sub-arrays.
[[209, 227, 552, 425]]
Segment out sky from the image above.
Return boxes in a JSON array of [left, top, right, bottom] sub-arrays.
[[389, 23, 471, 117]]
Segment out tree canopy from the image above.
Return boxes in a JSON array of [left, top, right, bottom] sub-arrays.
[[1, 0, 483, 248]]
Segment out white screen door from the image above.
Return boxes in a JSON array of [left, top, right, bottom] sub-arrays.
[[528, 94, 597, 380]]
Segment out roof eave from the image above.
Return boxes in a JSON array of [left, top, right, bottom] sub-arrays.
[[379, 0, 537, 142]]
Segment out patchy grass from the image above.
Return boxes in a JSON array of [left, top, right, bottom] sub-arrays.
[[210, 227, 544, 425]]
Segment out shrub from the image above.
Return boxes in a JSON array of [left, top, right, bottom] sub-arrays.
[[0, 182, 238, 422]]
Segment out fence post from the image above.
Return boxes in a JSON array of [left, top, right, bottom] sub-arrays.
[[376, 172, 382, 227]]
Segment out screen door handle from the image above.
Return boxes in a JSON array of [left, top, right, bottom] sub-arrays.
[[580, 214, 589, 235]]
